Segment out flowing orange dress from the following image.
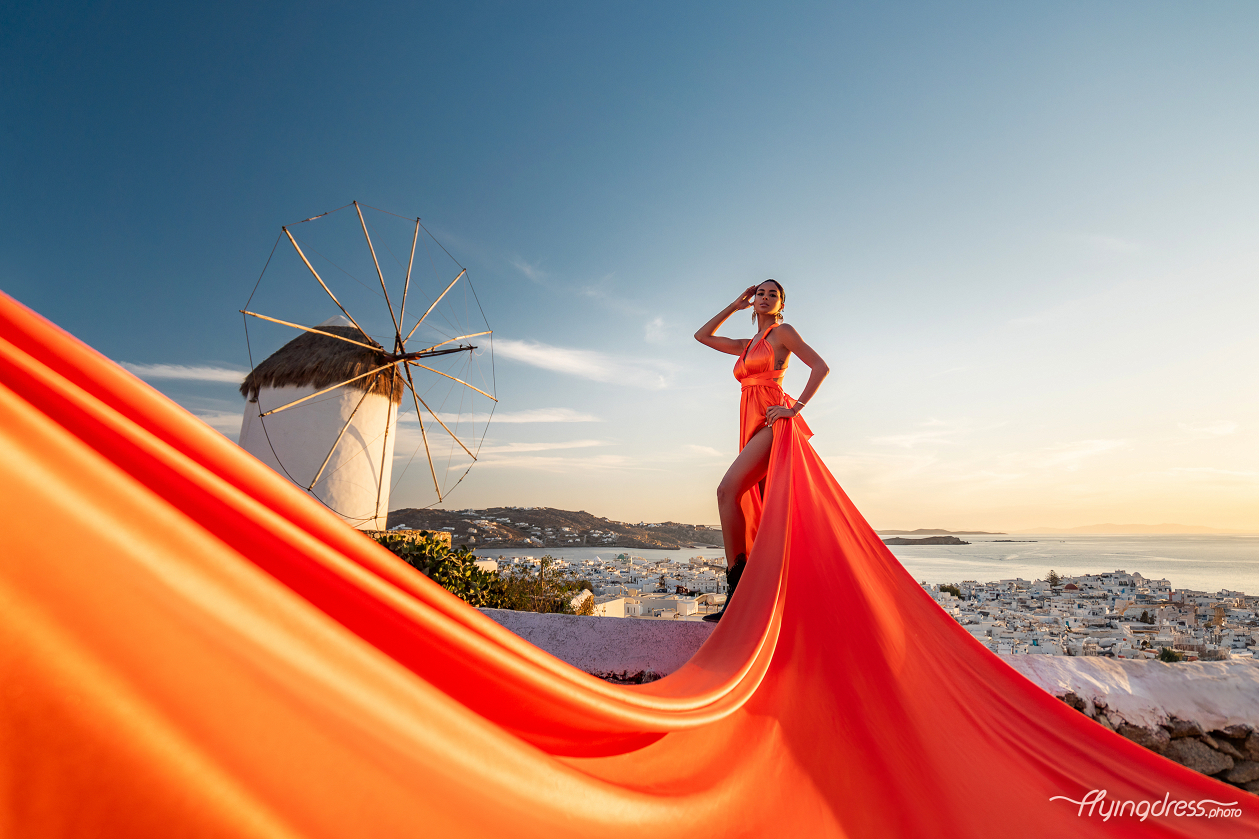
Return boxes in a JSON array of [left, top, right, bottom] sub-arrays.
[[733, 322, 812, 552]]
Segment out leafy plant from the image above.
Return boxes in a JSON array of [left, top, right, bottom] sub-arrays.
[[376, 532, 507, 608], [574, 591, 597, 615], [940, 584, 962, 598], [1046, 570, 1061, 588], [375, 534, 592, 614], [1158, 647, 1183, 663], [494, 556, 590, 614]]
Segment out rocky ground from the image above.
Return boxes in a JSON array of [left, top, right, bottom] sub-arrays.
[[1004, 655, 1259, 795], [1059, 693, 1259, 794]]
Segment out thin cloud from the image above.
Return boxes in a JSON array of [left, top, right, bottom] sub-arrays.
[[475, 453, 637, 472], [193, 410, 242, 438], [388, 433, 607, 463], [869, 431, 951, 448], [1021, 439, 1127, 471], [871, 419, 961, 449], [1179, 420, 1238, 438], [1170, 466, 1258, 480], [1085, 234, 1141, 254], [398, 407, 600, 424], [121, 363, 247, 383], [1006, 282, 1132, 329], [475, 439, 606, 455], [644, 316, 666, 344], [580, 275, 649, 316], [494, 338, 676, 389], [491, 408, 600, 423], [510, 257, 546, 283]]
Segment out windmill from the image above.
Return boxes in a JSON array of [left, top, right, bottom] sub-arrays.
[[237, 202, 495, 529]]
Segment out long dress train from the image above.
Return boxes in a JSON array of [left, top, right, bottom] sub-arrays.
[[0, 291, 1252, 837]]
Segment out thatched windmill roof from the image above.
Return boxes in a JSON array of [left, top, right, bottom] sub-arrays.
[[240, 324, 404, 404]]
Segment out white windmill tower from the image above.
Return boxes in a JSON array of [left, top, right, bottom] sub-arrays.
[[238, 316, 403, 530], [237, 202, 495, 530]]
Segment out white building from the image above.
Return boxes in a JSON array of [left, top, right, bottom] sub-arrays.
[[593, 596, 627, 617]]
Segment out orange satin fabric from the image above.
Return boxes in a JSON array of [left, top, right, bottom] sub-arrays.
[[1, 291, 1253, 837], [733, 323, 813, 552]]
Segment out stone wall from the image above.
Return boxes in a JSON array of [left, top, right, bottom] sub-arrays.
[[477, 608, 713, 682], [1003, 655, 1259, 795]]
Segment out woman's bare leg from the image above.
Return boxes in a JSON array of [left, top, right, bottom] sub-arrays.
[[716, 426, 774, 567]]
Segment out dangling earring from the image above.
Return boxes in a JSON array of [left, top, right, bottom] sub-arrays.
[[776, 308, 785, 324]]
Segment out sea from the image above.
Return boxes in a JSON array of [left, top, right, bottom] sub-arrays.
[[476, 534, 1259, 595]]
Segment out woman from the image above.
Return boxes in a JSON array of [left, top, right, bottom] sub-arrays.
[[694, 280, 829, 622]]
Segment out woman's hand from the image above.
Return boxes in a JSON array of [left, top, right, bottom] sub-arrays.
[[695, 285, 763, 356], [764, 404, 798, 427], [732, 285, 758, 310]]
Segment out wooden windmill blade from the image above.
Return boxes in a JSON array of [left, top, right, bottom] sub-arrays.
[[239, 203, 496, 527]]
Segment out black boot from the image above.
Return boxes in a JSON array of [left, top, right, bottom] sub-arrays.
[[702, 554, 747, 623]]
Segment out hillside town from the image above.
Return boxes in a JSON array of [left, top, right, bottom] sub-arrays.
[[921, 570, 1259, 660], [475, 553, 733, 619], [474, 551, 1259, 646]]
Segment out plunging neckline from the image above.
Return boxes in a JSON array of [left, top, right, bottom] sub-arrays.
[[742, 323, 778, 361]]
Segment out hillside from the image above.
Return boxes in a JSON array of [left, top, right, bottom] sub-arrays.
[[386, 506, 724, 551]]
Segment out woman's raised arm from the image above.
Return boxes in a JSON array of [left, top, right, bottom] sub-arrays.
[[695, 285, 758, 356]]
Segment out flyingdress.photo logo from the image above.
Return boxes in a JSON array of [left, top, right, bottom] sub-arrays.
[[1050, 790, 1242, 821]]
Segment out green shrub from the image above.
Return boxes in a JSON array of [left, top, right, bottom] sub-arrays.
[[939, 584, 962, 598], [492, 556, 590, 614], [376, 532, 507, 608], [375, 534, 592, 614], [1158, 647, 1183, 663]]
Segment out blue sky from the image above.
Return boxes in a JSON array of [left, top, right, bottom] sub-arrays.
[[4, 1, 1258, 529]]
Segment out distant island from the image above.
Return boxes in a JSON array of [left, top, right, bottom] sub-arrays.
[[876, 528, 1004, 536], [882, 536, 970, 546], [877, 523, 1254, 536], [1015, 523, 1246, 535], [386, 506, 724, 550]]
